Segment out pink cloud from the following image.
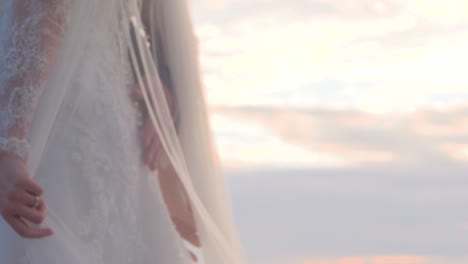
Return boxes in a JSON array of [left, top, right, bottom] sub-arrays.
[[301, 260, 331, 264], [372, 256, 426, 264], [214, 104, 468, 167], [337, 257, 366, 264], [409, 109, 468, 137]]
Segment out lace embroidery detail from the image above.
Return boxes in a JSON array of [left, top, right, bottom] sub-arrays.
[[0, 0, 70, 159], [49, 24, 188, 262], [0, 1, 190, 262], [0, 137, 30, 161]]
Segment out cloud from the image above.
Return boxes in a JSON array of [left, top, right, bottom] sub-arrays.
[[215, 107, 468, 262], [191, 3, 468, 263], [408, 0, 468, 24], [371, 256, 425, 264], [198, 0, 468, 24], [211, 112, 345, 168], [194, 0, 468, 110], [197, 0, 407, 22], [213, 105, 468, 167]]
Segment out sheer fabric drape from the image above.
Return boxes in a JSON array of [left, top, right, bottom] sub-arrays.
[[0, 0, 245, 263]]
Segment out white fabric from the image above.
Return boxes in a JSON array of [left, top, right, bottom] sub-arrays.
[[126, 1, 246, 262], [0, 0, 245, 263], [0, 0, 69, 161]]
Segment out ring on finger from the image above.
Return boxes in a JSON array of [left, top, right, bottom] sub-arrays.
[[30, 195, 40, 209]]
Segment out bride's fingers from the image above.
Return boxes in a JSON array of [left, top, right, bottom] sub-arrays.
[[144, 133, 157, 167], [35, 197, 47, 215], [141, 122, 154, 162], [174, 218, 201, 247], [130, 83, 144, 100], [4, 214, 52, 239], [11, 203, 46, 225], [16, 177, 43, 197], [141, 115, 166, 170], [141, 118, 154, 147], [151, 142, 163, 171], [147, 136, 161, 171], [189, 250, 198, 262], [8, 190, 41, 209]]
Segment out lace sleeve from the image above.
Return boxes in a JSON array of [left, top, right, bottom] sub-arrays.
[[0, 0, 70, 161]]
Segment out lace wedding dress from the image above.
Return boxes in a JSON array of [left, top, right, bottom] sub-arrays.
[[0, 0, 245, 263]]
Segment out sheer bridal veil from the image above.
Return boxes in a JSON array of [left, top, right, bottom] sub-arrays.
[[25, 0, 245, 263]]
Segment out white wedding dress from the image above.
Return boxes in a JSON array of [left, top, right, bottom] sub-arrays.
[[0, 0, 231, 263]]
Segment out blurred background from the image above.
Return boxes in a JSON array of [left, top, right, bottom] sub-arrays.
[[191, 1, 468, 263]]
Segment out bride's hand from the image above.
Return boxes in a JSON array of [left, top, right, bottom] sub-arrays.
[[130, 83, 202, 256], [0, 153, 53, 238], [140, 114, 163, 171], [130, 83, 175, 171], [158, 157, 202, 248]]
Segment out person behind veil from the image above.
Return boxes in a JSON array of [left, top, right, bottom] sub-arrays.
[[0, 0, 245, 263]]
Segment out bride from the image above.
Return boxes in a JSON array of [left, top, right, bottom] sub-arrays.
[[0, 0, 244, 263]]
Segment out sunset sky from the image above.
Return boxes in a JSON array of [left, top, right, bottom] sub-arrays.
[[191, 0, 468, 263]]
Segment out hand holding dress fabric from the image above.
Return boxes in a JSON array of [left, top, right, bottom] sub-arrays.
[[0, 0, 69, 238], [130, 81, 176, 171], [0, 153, 52, 238], [130, 81, 201, 260]]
